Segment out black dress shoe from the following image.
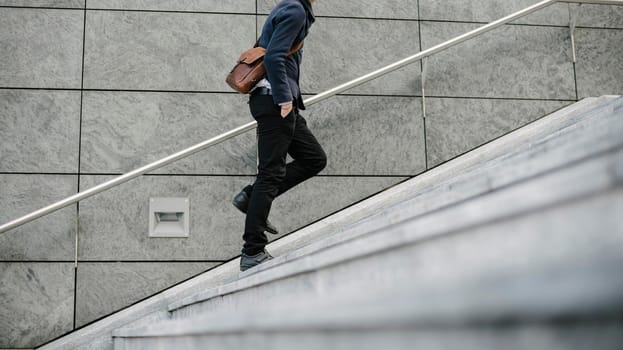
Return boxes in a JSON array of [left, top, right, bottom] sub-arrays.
[[232, 187, 280, 235], [240, 249, 274, 272]]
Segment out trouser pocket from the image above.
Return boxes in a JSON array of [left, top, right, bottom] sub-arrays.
[[250, 95, 295, 135], [249, 95, 280, 119]]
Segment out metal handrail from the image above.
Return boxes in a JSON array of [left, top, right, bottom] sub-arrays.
[[1, 0, 621, 234]]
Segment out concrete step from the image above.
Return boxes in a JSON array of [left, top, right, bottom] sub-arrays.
[[167, 141, 623, 320], [115, 245, 623, 350], [116, 316, 623, 350], [114, 148, 623, 350], [37, 96, 620, 350], [236, 96, 623, 278]]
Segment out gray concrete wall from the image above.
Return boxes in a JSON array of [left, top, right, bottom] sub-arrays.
[[0, 0, 620, 348]]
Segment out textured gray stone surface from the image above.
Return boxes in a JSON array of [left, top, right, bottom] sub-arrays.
[[38, 259, 242, 350], [77, 175, 402, 260], [268, 175, 405, 236], [259, 0, 419, 19], [80, 91, 256, 174], [576, 4, 623, 29], [575, 28, 623, 99], [0, 0, 83, 7], [419, 0, 570, 26], [286, 17, 421, 95], [86, 0, 254, 13], [0, 263, 74, 348], [75, 262, 217, 327], [81, 93, 425, 176], [303, 95, 425, 175], [0, 174, 77, 260], [420, 22, 576, 99], [425, 98, 571, 167], [0, 89, 80, 173], [83, 11, 254, 91], [0, 8, 83, 88], [77, 175, 249, 261]]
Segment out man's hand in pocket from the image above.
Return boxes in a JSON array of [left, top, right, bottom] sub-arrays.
[[280, 102, 293, 118]]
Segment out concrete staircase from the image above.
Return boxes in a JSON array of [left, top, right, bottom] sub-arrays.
[[40, 96, 623, 350]]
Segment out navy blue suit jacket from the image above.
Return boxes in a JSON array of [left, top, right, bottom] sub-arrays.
[[258, 0, 315, 110]]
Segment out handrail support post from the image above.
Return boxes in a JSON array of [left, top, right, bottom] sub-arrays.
[[421, 58, 428, 119], [74, 212, 79, 268], [569, 3, 582, 63]]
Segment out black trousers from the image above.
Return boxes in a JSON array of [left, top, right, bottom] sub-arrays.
[[242, 94, 327, 255]]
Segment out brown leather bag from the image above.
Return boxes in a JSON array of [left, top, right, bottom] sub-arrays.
[[226, 40, 303, 94]]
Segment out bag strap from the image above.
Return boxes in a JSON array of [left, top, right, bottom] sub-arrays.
[[254, 36, 304, 56], [288, 40, 304, 55]]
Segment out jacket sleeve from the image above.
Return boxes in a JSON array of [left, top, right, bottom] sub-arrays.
[[264, 4, 306, 105]]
